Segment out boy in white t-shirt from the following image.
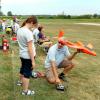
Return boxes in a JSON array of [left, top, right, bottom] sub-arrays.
[[17, 16, 38, 95]]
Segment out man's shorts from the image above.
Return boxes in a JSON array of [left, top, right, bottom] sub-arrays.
[[58, 58, 73, 68], [20, 57, 32, 78], [45, 58, 73, 79], [45, 67, 54, 79]]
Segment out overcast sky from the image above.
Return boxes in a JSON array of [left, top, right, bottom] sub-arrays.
[[1, 0, 100, 15]]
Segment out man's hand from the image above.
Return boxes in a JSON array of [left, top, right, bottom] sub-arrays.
[[55, 78, 61, 84], [77, 49, 82, 53], [68, 49, 81, 60]]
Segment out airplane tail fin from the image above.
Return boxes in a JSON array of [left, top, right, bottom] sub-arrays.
[[58, 30, 64, 38]]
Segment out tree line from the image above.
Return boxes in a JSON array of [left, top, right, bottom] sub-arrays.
[[0, 11, 100, 19]]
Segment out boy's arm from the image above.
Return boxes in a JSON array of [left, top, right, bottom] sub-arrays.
[[27, 40, 35, 69]]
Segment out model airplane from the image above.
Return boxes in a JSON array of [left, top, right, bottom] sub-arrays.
[[58, 30, 96, 56]]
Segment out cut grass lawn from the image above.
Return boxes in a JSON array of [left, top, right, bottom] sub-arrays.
[[0, 19, 100, 100]]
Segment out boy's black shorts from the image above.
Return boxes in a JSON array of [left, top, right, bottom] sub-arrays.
[[20, 57, 32, 78]]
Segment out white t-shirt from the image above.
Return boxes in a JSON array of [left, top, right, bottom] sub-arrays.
[[32, 28, 39, 42], [45, 44, 70, 68], [17, 27, 36, 59], [2, 22, 6, 31], [13, 22, 20, 33]]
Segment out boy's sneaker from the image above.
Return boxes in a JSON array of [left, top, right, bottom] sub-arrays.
[[22, 90, 35, 95], [56, 84, 65, 91], [59, 75, 68, 82], [16, 81, 22, 86], [31, 71, 38, 78], [31, 71, 45, 78]]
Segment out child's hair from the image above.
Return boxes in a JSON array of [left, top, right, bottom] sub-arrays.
[[21, 16, 38, 27], [38, 26, 43, 32], [6, 28, 12, 35]]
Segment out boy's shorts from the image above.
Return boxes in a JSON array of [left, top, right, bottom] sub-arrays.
[[45, 58, 73, 79], [20, 57, 32, 78]]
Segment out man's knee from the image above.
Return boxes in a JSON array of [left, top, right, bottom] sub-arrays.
[[71, 63, 75, 68], [46, 78, 55, 84], [65, 63, 75, 68]]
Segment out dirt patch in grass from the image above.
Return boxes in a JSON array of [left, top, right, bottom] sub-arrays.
[[75, 23, 100, 26]]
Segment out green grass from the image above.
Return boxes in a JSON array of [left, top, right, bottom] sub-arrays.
[[0, 19, 100, 100]]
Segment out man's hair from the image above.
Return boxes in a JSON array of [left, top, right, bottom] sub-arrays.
[[58, 37, 66, 45]]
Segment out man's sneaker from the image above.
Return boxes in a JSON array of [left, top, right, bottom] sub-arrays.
[[22, 90, 35, 95], [16, 81, 22, 86], [59, 75, 68, 82], [56, 84, 65, 91]]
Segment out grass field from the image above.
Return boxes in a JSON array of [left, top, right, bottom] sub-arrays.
[[0, 19, 100, 100]]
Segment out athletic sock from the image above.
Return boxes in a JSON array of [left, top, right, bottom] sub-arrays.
[[59, 72, 65, 77]]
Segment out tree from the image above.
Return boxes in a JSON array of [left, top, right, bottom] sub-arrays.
[[7, 11, 13, 16], [0, 11, 3, 16], [93, 13, 98, 18], [67, 15, 71, 19]]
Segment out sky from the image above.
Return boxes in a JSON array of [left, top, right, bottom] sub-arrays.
[[1, 0, 100, 15]]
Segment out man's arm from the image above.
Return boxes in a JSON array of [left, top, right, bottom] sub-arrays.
[[67, 49, 81, 60], [51, 61, 61, 84]]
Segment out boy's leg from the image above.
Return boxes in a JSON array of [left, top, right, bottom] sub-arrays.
[[20, 58, 34, 95], [22, 76, 30, 92], [17, 74, 23, 86]]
